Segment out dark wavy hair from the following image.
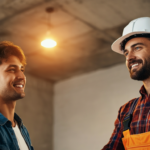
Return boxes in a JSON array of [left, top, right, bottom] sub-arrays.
[[0, 41, 26, 66], [120, 33, 150, 52]]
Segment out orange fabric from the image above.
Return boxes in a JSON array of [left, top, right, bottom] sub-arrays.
[[122, 129, 150, 150]]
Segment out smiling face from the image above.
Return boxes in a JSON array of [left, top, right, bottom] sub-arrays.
[[0, 55, 26, 102], [124, 37, 150, 81]]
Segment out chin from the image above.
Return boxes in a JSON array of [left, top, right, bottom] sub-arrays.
[[16, 93, 25, 100], [130, 71, 149, 81], [10, 92, 25, 101]]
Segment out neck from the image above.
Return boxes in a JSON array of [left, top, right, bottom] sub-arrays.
[[0, 99, 16, 127]]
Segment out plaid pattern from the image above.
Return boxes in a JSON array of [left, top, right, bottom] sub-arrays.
[[102, 85, 150, 150]]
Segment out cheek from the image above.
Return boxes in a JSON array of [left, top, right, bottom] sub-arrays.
[[125, 61, 129, 68], [0, 76, 10, 90], [24, 76, 26, 84], [0, 75, 7, 83], [1, 74, 14, 84]]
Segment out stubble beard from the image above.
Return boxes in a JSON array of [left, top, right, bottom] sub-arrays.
[[129, 58, 150, 81], [2, 89, 25, 102]]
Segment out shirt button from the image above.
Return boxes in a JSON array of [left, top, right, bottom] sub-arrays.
[[143, 116, 146, 119], [11, 132, 14, 135]]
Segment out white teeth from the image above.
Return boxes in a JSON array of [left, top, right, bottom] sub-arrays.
[[132, 63, 138, 68], [15, 85, 23, 88]]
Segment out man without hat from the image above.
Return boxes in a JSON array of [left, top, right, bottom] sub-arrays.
[[0, 41, 34, 150]]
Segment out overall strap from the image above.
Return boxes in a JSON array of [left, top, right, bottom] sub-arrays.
[[123, 97, 139, 131]]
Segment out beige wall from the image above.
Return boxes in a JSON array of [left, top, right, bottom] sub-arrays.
[[16, 73, 53, 150], [54, 63, 142, 150]]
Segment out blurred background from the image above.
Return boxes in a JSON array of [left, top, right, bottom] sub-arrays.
[[0, 0, 149, 149]]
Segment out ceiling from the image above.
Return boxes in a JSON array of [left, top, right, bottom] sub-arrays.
[[0, 0, 150, 82]]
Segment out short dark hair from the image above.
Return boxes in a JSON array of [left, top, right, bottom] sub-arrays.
[[0, 41, 26, 66], [120, 33, 150, 52]]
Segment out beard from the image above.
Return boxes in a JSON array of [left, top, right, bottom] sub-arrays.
[[1, 88, 25, 102], [129, 58, 150, 80]]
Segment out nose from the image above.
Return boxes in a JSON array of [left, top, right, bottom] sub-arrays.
[[126, 51, 137, 69], [16, 70, 26, 81], [126, 51, 136, 62]]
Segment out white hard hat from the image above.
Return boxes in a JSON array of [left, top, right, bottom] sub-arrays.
[[111, 17, 150, 54]]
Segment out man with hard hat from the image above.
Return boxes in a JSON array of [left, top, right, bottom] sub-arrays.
[[102, 17, 150, 150]]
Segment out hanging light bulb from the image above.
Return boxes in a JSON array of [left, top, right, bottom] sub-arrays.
[[41, 7, 57, 48], [41, 39, 57, 48], [41, 31, 57, 48]]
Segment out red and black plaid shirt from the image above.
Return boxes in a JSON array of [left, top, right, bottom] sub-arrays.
[[102, 85, 150, 150]]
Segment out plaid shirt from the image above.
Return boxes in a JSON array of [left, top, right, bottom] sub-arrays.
[[102, 85, 150, 150]]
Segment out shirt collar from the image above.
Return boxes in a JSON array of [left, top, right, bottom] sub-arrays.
[[14, 113, 23, 127], [0, 113, 8, 125], [140, 85, 147, 99], [0, 113, 23, 127]]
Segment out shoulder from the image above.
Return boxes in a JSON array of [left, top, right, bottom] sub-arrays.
[[22, 124, 29, 134], [121, 98, 136, 110], [118, 98, 138, 119]]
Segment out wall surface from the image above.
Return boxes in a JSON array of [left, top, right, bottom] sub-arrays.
[[54, 63, 143, 150], [15, 73, 53, 150]]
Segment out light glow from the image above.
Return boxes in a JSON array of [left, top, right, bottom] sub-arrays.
[[41, 39, 57, 48]]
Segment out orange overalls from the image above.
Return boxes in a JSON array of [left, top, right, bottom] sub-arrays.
[[122, 98, 150, 150], [122, 129, 150, 150]]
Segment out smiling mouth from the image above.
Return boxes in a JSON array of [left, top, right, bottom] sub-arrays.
[[129, 59, 143, 70], [131, 63, 139, 69], [13, 83, 24, 91], [14, 85, 23, 88]]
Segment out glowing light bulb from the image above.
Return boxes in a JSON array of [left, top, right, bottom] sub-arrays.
[[41, 39, 57, 48]]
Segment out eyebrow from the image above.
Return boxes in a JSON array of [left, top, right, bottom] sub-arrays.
[[131, 43, 145, 48], [124, 43, 145, 52], [7, 65, 25, 69]]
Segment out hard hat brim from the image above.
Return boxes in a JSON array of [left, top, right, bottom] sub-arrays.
[[111, 31, 150, 54]]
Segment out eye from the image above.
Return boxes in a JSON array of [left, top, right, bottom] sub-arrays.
[[9, 69, 15, 72], [124, 51, 128, 56], [135, 46, 141, 50]]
